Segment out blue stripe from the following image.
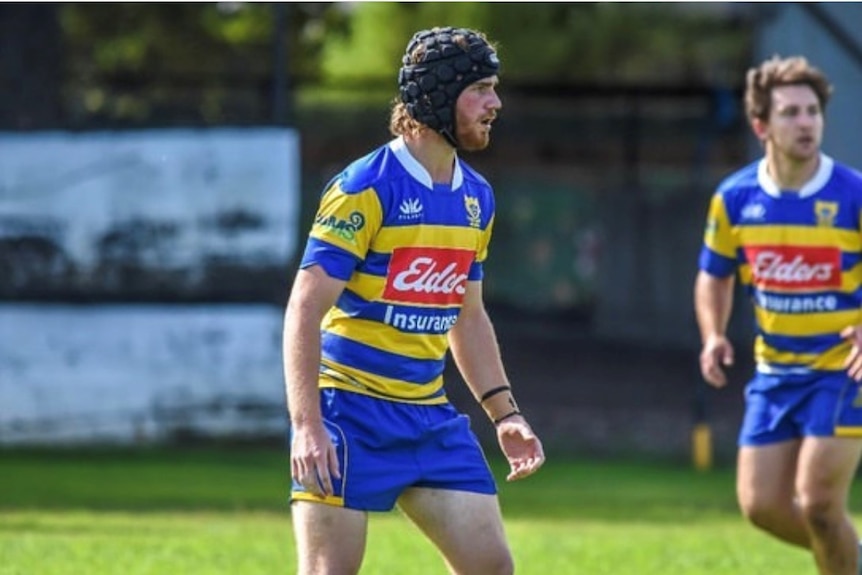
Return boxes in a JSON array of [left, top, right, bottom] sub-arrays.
[[843, 252, 862, 270], [301, 237, 360, 280], [748, 288, 862, 312], [758, 332, 844, 354], [699, 246, 735, 277], [337, 289, 462, 325], [361, 250, 389, 276], [321, 332, 446, 384]]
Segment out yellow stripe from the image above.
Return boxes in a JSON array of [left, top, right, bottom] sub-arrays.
[[291, 492, 345, 506], [704, 196, 735, 258], [324, 311, 450, 360], [320, 359, 447, 403], [736, 225, 862, 250], [753, 307, 862, 336], [347, 272, 386, 302], [754, 338, 850, 371], [835, 427, 862, 438], [374, 224, 485, 255]]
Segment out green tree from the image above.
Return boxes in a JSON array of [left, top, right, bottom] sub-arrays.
[[320, 3, 751, 86]]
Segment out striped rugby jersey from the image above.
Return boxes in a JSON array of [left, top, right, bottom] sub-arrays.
[[699, 153, 862, 377], [299, 137, 495, 404]]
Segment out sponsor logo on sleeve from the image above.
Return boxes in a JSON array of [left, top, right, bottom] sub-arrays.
[[705, 217, 718, 237], [313, 210, 366, 244]]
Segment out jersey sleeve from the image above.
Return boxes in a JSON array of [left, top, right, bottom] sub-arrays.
[[698, 192, 737, 277], [300, 181, 383, 281], [468, 213, 494, 281]]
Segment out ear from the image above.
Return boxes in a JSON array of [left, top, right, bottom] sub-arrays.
[[751, 117, 769, 142]]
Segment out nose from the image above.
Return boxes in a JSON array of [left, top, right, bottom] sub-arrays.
[[489, 89, 502, 111]]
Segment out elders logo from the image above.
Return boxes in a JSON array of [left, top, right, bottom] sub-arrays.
[[383, 247, 474, 305], [745, 245, 841, 290]]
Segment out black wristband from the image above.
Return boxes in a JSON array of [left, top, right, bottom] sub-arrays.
[[480, 385, 511, 403], [493, 410, 522, 425]]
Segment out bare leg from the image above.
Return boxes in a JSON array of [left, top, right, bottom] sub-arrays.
[[796, 436, 862, 575], [291, 501, 368, 575], [737, 441, 810, 548], [397, 487, 513, 575]]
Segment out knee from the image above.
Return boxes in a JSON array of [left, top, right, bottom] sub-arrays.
[[798, 494, 843, 536], [464, 547, 513, 575], [487, 549, 514, 575], [738, 495, 783, 531]]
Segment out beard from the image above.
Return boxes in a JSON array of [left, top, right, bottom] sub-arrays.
[[455, 123, 491, 152]]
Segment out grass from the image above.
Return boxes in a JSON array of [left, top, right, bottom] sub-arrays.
[[0, 446, 853, 574]]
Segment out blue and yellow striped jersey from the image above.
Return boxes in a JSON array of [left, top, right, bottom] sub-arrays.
[[299, 137, 495, 404], [699, 154, 862, 376]]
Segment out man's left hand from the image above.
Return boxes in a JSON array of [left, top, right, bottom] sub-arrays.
[[496, 417, 545, 481]]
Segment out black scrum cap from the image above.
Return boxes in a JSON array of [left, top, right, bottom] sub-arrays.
[[398, 27, 499, 148]]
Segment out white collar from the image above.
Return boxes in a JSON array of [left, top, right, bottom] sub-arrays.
[[389, 136, 463, 191], [757, 153, 833, 199]]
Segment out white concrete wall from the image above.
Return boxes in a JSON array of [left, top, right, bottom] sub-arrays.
[[0, 127, 301, 298], [0, 303, 287, 445]]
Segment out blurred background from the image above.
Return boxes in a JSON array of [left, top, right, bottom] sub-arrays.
[[2, 2, 861, 464]]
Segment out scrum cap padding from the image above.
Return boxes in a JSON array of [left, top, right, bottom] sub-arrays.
[[398, 27, 499, 145]]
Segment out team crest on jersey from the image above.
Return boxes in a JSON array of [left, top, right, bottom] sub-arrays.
[[815, 201, 838, 227], [382, 246, 474, 306], [464, 196, 481, 228]]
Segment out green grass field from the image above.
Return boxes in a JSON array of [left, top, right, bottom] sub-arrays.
[[0, 446, 853, 574]]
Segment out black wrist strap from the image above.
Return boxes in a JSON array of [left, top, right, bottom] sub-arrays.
[[480, 385, 511, 403], [493, 410, 522, 425]]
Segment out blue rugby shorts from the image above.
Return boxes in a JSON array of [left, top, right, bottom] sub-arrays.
[[739, 372, 862, 446], [289, 388, 497, 511]]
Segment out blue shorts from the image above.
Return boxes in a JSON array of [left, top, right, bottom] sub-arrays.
[[739, 372, 862, 446], [289, 389, 497, 511]]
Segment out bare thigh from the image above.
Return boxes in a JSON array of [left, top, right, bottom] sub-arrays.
[[737, 440, 800, 511], [397, 487, 513, 575], [796, 436, 862, 506], [291, 501, 368, 575]]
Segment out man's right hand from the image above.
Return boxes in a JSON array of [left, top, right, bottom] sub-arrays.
[[290, 423, 341, 498], [699, 334, 735, 388]]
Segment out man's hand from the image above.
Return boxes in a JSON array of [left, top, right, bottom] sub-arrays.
[[841, 325, 862, 381], [290, 423, 340, 498], [496, 416, 545, 481], [700, 334, 734, 388]]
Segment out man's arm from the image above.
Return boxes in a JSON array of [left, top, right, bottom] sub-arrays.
[[693, 270, 736, 387], [448, 280, 544, 481], [283, 265, 346, 497]]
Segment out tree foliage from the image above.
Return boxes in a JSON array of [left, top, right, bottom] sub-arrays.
[[320, 3, 752, 86], [2, 3, 753, 129]]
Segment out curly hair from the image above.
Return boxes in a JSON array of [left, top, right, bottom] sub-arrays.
[[388, 98, 426, 138], [745, 55, 833, 122]]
